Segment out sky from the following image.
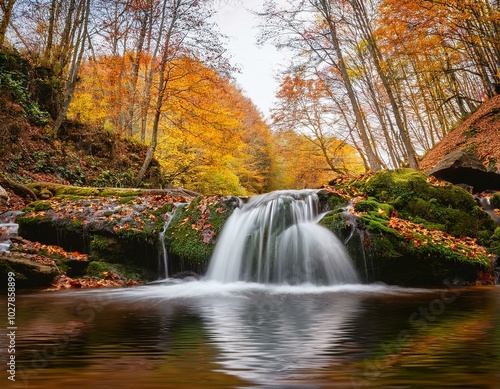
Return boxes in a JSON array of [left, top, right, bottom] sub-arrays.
[[213, 0, 289, 119]]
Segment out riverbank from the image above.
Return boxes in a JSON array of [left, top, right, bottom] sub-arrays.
[[1, 168, 499, 290]]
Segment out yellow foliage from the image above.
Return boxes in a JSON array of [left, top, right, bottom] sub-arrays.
[[68, 55, 277, 195], [273, 130, 364, 189]]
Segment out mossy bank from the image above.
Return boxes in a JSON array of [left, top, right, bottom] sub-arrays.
[[320, 169, 498, 286], [6, 185, 237, 286], [3, 168, 499, 288]]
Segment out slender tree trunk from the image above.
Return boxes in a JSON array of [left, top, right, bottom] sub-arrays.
[[0, 0, 16, 47], [52, 0, 90, 137], [135, 0, 178, 185], [351, 0, 418, 169], [43, 0, 57, 61], [126, 8, 150, 137], [318, 0, 382, 171]]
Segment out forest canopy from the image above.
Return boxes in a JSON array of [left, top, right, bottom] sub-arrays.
[[1, 0, 499, 193]]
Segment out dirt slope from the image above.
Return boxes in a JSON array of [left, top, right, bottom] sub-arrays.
[[419, 94, 500, 172]]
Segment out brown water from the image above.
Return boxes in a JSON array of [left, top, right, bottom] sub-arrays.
[[2, 282, 500, 388]]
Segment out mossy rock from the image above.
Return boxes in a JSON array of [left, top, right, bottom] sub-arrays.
[[27, 182, 143, 198], [0, 253, 60, 288], [89, 235, 125, 263], [354, 199, 394, 219], [359, 168, 496, 239], [166, 196, 240, 272], [490, 227, 500, 256], [85, 260, 154, 281], [492, 194, 500, 209], [24, 200, 52, 212], [316, 190, 349, 211], [325, 210, 493, 286]]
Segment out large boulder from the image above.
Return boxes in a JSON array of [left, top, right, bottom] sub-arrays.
[[428, 150, 500, 192], [0, 252, 60, 288]]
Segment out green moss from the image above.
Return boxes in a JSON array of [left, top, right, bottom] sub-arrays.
[[354, 199, 394, 219], [89, 235, 109, 251], [99, 188, 142, 197], [166, 196, 239, 268], [24, 200, 52, 212], [119, 196, 136, 204], [16, 214, 53, 225], [27, 182, 143, 199], [359, 168, 494, 239], [85, 260, 153, 281], [148, 203, 175, 216], [85, 261, 113, 277], [492, 194, 500, 209], [0, 254, 60, 288], [490, 227, 500, 256], [38, 189, 53, 199], [320, 208, 493, 286], [327, 193, 348, 209]]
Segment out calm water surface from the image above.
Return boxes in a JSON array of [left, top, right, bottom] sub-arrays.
[[2, 282, 500, 388]]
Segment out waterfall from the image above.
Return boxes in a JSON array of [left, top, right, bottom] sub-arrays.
[[0, 211, 21, 253], [158, 203, 187, 279], [205, 190, 359, 285]]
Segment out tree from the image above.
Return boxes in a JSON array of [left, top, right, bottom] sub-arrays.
[[272, 129, 363, 189], [349, 0, 418, 169], [52, 0, 92, 136], [259, 0, 384, 170], [0, 0, 16, 47], [133, 0, 229, 186], [273, 73, 362, 175]]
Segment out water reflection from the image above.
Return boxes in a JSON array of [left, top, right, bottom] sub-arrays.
[[195, 291, 360, 387], [3, 283, 500, 388]]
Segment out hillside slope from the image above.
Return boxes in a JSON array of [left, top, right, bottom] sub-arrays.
[[420, 94, 500, 172]]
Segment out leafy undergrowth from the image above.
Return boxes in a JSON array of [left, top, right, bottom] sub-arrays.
[[386, 217, 492, 265], [0, 99, 163, 187]]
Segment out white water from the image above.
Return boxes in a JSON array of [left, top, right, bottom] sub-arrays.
[[0, 211, 20, 252], [0, 223, 18, 252], [205, 190, 359, 285], [158, 203, 187, 279]]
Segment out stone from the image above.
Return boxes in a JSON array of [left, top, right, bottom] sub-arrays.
[[0, 185, 9, 204], [0, 252, 60, 288], [428, 150, 500, 192]]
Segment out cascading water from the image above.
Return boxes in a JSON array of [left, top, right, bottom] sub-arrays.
[[158, 203, 187, 279], [0, 211, 21, 253], [205, 190, 359, 285]]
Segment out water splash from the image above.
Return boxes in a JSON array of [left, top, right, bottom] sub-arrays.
[[205, 190, 359, 285]]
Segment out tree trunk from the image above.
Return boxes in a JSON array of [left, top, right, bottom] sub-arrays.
[[135, 0, 178, 185], [351, 0, 418, 169], [52, 0, 90, 137], [318, 0, 382, 171], [0, 0, 16, 47]]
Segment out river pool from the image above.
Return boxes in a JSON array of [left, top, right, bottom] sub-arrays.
[[2, 282, 500, 388]]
